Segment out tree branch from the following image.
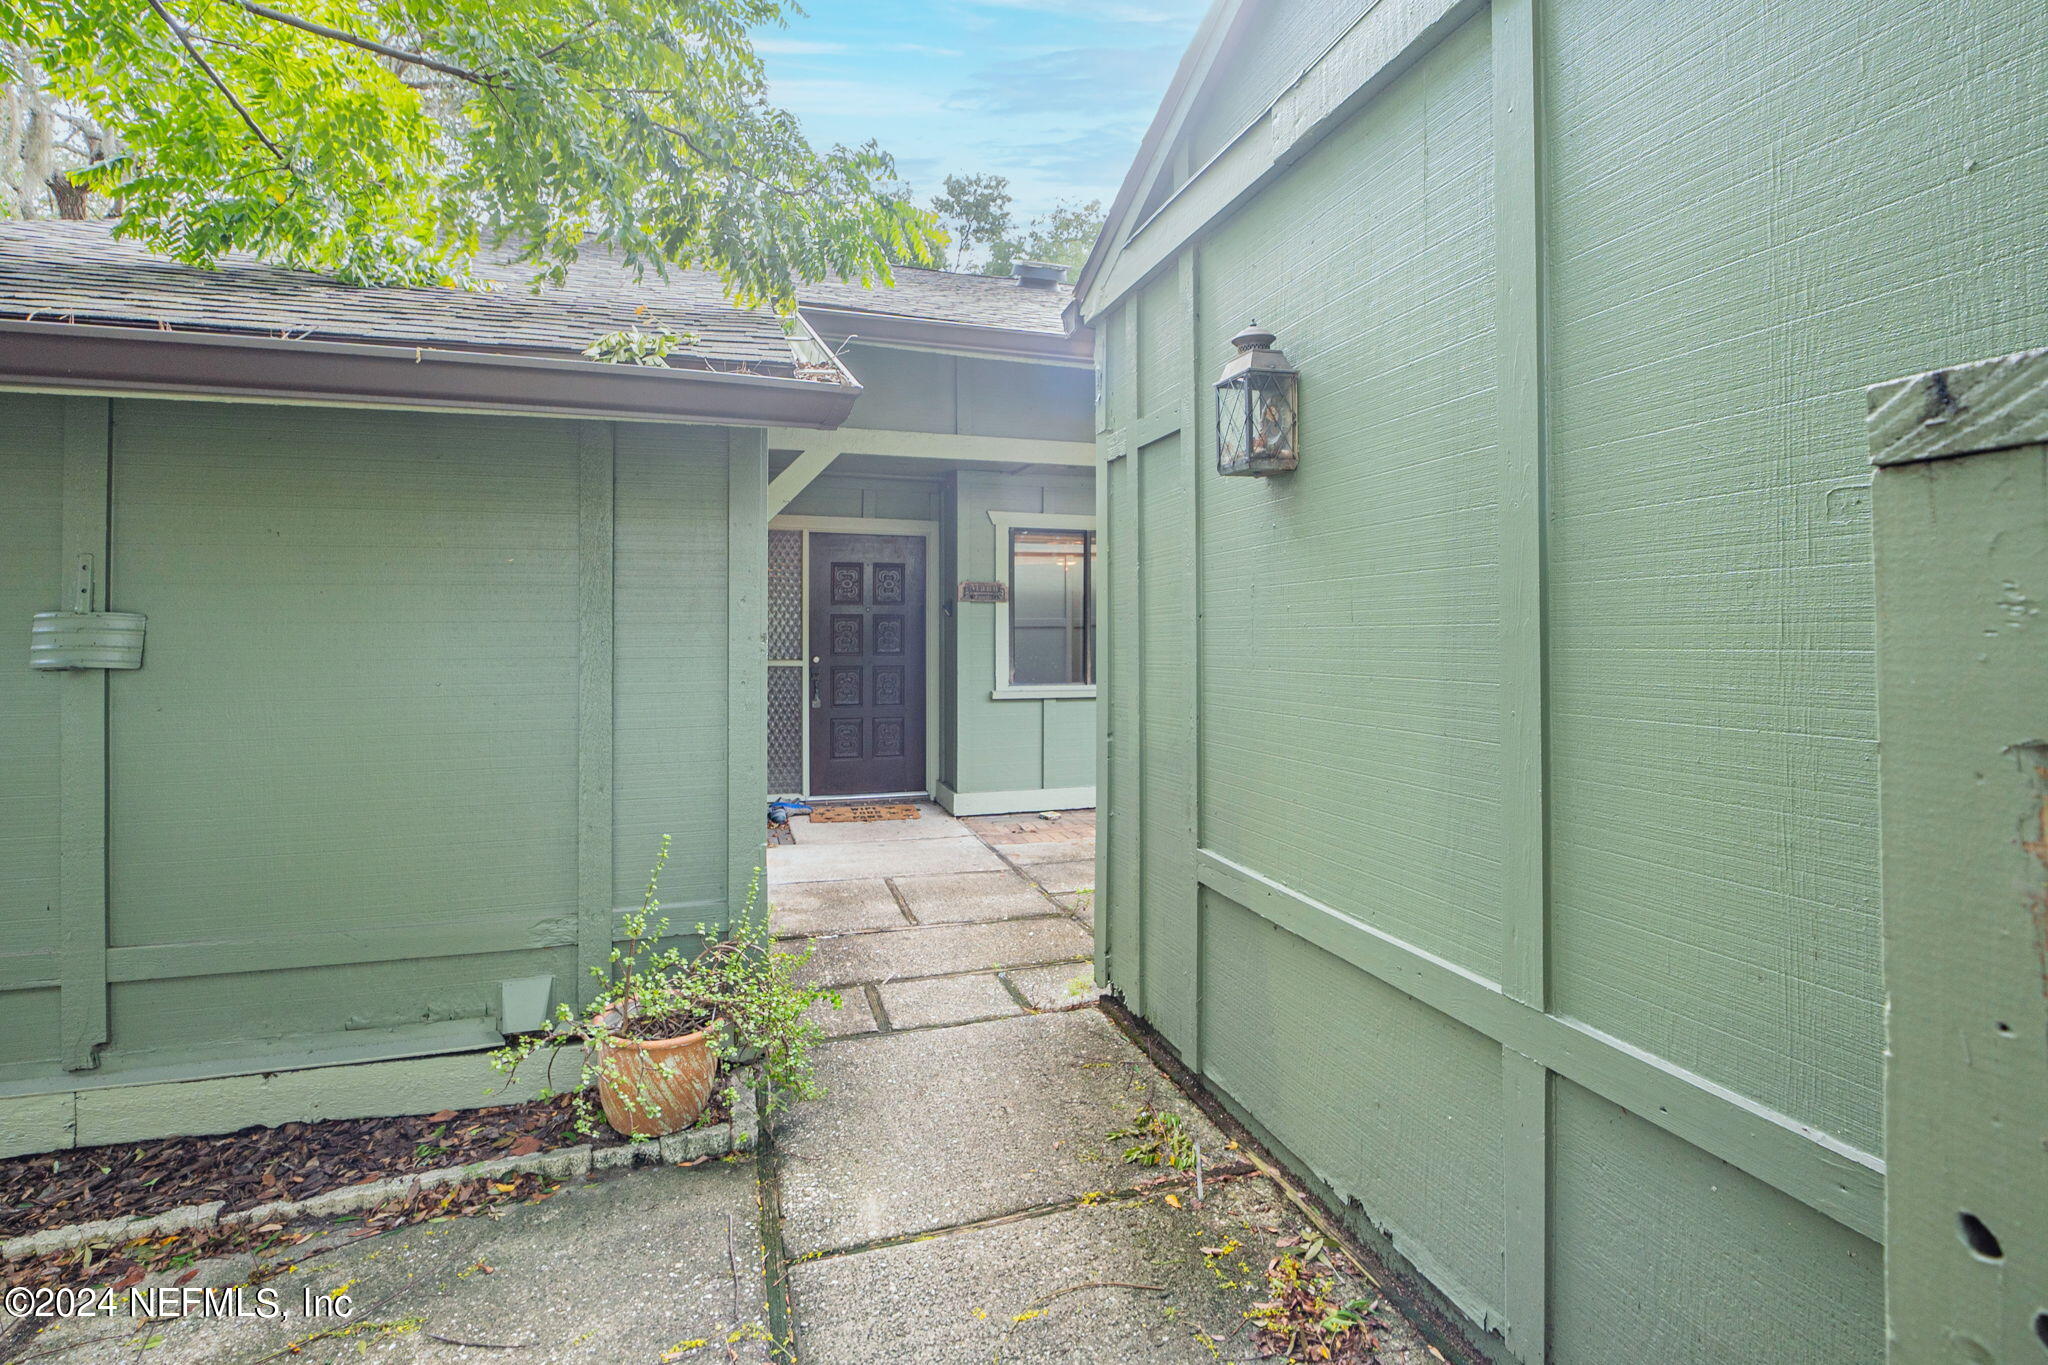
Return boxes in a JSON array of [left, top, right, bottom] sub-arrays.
[[534, 18, 603, 62], [145, 0, 288, 164], [231, 0, 499, 86]]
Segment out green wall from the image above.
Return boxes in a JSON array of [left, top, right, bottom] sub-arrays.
[[948, 468, 1097, 805], [838, 342, 1092, 442], [1093, 1, 2048, 1359], [0, 396, 764, 1123]]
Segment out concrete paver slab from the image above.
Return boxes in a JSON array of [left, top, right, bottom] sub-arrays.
[[796, 918, 1091, 988], [775, 1010, 1226, 1255], [32, 1164, 770, 1364], [810, 986, 880, 1037], [1023, 859, 1096, 895], [770, 878, 908, 937], [1055, 890, 1095, 925], [877, 972, 1024, 1029], [769, 836, 1006, 885], [1005, 962, 1102, 1011], [991, 840, 1097, 867], [893, 868, 1057, 923], [788, 1176, 1434, 1365]]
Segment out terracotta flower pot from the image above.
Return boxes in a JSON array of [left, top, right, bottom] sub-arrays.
[[594, 1021, 719, 1138]]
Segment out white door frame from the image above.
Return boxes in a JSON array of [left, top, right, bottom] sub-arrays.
[[769, 514, 941, 800]]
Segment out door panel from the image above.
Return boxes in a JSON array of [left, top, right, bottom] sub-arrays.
[[808, 533, 925, 795]]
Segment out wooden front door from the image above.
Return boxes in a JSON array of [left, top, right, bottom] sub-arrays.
[[808, 533, 926, 796]]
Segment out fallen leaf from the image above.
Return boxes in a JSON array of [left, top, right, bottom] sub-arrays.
[[425, 1110, 458, 1124], [1164, 1194, 1181, 1208], [507, 1136, 543, 1157]]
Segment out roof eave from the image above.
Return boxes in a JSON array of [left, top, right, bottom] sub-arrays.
[[799, 305, 1093, 366], [0, 320, 860, 429], [1072, 0, 1245, 319]]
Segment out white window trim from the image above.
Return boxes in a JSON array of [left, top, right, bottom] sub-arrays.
[[987, 509, 1098, 701]]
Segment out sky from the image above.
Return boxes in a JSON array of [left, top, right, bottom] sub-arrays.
[[754, 1, 1209, 230]]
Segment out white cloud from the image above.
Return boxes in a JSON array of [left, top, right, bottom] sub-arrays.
[[767, 78, 955, 120], [752, 38, 853, 55]]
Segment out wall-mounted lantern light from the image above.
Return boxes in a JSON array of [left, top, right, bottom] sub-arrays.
[[1214, 321, 1299, 476]]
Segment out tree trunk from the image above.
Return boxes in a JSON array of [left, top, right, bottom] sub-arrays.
[[47, 169, 86, 218]]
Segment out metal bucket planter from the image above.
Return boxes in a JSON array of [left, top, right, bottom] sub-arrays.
[[593, 1021, 720, 1138]]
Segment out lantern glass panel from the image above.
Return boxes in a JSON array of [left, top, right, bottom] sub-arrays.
[[1216, 378, 1251, 471], [1249, 373, 1296, 467]]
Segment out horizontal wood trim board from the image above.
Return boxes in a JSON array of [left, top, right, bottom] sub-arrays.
[[0, 900, 733, 991], [1195, 849, 1883, 1241], [937, 784, 1099, 818], [1866, 345, 2048, 466], [766, 426, 1097, 468], [1129, 412, 1183, 449]]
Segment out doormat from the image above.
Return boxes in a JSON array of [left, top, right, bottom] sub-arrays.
[[808, 803, 922, 823]]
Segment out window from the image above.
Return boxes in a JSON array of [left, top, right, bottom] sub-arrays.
[[1007, 526, 1095, 689]]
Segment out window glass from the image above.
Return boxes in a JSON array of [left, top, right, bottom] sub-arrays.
[[1009, 528, 1095, 687]]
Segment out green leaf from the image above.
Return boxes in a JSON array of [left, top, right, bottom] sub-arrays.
[[2, 0, 943, 302]]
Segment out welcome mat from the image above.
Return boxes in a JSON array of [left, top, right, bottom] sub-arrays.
[[808, 803, 922, 824]]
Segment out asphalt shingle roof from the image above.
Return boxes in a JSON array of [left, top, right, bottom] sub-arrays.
[[0, 220, 801, 373], [798, 266, 1072, 334], [0, 221, 1073, 371]]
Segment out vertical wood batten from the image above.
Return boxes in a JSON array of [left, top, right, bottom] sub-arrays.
[[1178, 251, 1203, 1071], [58, 396, 111, 1071], [1501, 1047, 1550, 1361], [1092, 430, 1113, 987], [1494, 0, 1548, 1012], [1110, 303, 1145, 1014], [1494, 2, 1551, 1357], [727, 429, 770, 924], [575, 422, 615, 1007]]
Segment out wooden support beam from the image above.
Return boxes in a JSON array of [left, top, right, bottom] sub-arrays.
[[766, 427, 1096, 469], [765, 445, 836, 518]]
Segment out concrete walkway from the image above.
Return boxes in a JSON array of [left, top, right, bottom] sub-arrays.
[[7, 807, 1442, 1364], [764, 803, 1440, 1363]]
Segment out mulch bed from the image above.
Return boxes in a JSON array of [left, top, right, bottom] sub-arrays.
[[0, 1088, 723, 1240], [0, 1170, 562, 1295]]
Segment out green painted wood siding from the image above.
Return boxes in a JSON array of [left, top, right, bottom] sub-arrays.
[[837, 343, 1093, 443], [0, 395, 69, 1067], [950, 469, 1096, 801], [0, 397, 763, 1097], [778, 470, 943, 522], [1095, 2, 2047, 1359]]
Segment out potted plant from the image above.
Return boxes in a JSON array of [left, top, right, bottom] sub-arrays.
[[492, 835, 838, 1138]]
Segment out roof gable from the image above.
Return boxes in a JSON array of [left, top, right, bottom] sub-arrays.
[[1075, 0, 1462, 322]]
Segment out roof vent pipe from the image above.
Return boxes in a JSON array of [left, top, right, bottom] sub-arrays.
[[1013, 260, 1066, 289]]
